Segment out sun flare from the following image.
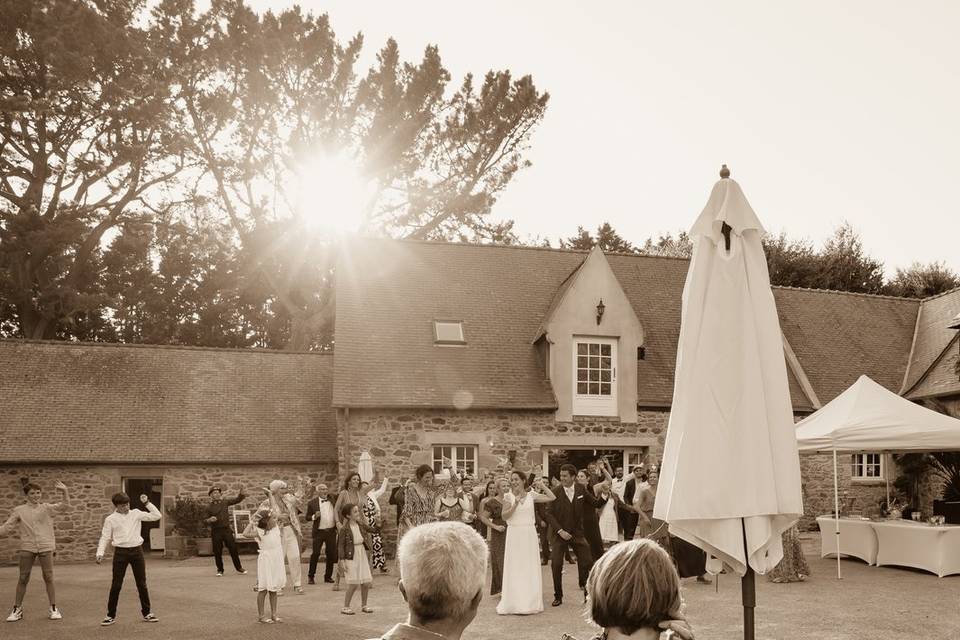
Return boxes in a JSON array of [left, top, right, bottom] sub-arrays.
[[293, 151, 373, 235]]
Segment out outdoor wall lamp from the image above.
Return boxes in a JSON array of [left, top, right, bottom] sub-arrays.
[[596, 299, 605, 325]]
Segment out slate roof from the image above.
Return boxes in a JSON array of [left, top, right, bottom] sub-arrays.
[[902, 287, 960, 397], [334, 238, 921, 411], [0, 341, 336, 464]]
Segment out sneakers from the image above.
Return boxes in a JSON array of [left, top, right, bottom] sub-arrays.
[[100, 616, 116, 626], [237, 569, 247, 575], [143, 613, 159, 623], [48, 606, 62, 620], [6, 607, 22, 622], [216, 572, 224, 577]]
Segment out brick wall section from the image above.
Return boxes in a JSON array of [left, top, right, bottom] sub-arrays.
[[338, 408, 669, 556], [0, 464, 338, 565]]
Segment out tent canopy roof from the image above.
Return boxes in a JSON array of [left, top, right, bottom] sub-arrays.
[[795, 375, 960, 453]]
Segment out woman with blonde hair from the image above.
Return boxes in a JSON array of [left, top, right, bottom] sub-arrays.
[[580, 538, 695, 640]]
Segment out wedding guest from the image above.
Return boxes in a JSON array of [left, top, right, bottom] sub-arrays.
[[435, 484, 463, 522], [338, 504, 374, 615], [306, 483, 338, 586], [335, 472, 364, 528], [580, 538, 695, 640], [595, 480, 621, 548], [477, 478, 508, 595], [388, 478, 406, 528], [459, 476, 480, 532], [640, 469, 667, 545], [365, 522, 486, 640], [400, 465, 438, 537], [253, 510, 283, 623], [205, 485, 247, 577], [576, 470, 605, 561], [0, 480, 69, 622], [621, 467, 647, 542], [258, 479, 306, 595], [95, 492, 162, 626], [767, 524, 810, 583], [360, 480, 389, 574]]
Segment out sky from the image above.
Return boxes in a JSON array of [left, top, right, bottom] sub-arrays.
[[246, 0, 960, 276]]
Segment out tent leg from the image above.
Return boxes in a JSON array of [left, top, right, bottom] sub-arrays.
[[833, 448, 842, 580]]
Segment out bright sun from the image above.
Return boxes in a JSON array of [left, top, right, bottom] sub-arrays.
[[293, 150, 373, 235]]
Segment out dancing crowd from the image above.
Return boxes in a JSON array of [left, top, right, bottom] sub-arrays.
[[0, 459, 808, 638]]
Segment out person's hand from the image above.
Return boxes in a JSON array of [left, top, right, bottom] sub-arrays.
[[312, 513, 320, 521], [658, 618, 694, 640], [496, 525, 506, 532], [205, 516, 217, 523], [140, 494, 149, 505], [54, 480, 67, 492], [96, 555, 103, 564], [558, 530, 573, 541]]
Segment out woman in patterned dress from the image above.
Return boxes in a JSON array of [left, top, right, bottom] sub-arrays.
[[399, 465, 438, 539], [767, 524, 810, 583], [434, 484, 463, 522], [360, 486, 386, 573]]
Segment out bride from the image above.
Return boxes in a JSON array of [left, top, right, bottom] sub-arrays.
[[496, 470, 555, 615]]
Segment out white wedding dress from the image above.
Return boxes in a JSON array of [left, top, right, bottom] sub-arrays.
[[496, 492, 543, 615]]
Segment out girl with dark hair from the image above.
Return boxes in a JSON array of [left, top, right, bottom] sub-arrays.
[[334, 472, 364, 528], [399, 464, 438, 538], [254, 511, 283, 623], [337, 504, 373, 615]]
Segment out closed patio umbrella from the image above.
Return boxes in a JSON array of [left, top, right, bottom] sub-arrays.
[[654, 166, 803, 640]]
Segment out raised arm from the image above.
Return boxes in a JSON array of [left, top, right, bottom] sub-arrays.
[[531, 480, 556, 504], [138, 498, 162, 522], [48, 480, 70, 512], [370, 477, 389, 501], [0, 510, 20, 536], [227, 489, 247, 506]]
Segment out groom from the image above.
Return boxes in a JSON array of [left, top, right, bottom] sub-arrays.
[[544, 464, 596, 607]]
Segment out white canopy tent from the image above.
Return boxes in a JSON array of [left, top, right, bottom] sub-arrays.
[[795, 374, 960, 577]]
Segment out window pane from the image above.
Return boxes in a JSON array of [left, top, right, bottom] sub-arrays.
[[601, 344, 611, 356], [600, 356, 611, 369], [578, 343, 588, 355], [589, 383, 599, 394], [589, 343, 599, 356], [590, 356, 599, 368], [577, 369, 588, 383], [589, 369, 599, 381], [600, 383, 611, 395], [600, 370, 611, 382], [577, 382, 588, 394], [578, 356, 588, 368]]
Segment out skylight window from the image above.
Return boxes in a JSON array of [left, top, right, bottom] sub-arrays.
[[433, 320, 466, 345]]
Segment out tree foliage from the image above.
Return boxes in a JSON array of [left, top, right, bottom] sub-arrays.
[[1, 0, 549, 349], [560, 222, 637, 253], [883, 261, 960, 299]]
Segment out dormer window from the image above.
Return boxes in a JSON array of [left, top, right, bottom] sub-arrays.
[[433, 320, 466, 345]]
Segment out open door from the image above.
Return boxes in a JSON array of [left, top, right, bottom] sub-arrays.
[[122, 477, 163, 552]]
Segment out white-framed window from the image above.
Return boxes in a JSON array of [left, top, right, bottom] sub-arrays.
[[433, 445, 478, 475], [572, 337, 618, 416], [851, 453, 883, 480], [625, 450, 646, 474], [433, 320, 466, 345]]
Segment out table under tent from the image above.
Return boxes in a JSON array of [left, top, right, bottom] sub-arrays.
[[794, 375, 960, 578]]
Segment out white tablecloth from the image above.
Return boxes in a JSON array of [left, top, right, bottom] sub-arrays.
[[816, 516, 878, 565], [873, 519, 960, 578]]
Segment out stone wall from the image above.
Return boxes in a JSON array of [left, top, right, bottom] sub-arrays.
[[799, 453, 890, 530], [338, 408, 669, 556], [0, 463, 338, 565]]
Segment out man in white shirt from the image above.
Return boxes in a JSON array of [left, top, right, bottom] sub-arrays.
[[306, 483, 338, 585], [96, 492, 161, 626]]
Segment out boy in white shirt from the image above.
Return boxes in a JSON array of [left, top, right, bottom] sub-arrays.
[[95, 492, 162, 626]]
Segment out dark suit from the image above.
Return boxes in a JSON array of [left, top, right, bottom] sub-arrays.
[[388, 486, 405, 528], [305, 495, 338, 581], [544, 483, 595, 600], [621, 477, 641, 541]]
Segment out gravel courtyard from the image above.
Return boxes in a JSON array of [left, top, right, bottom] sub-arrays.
[[1, 535, 957, 640]]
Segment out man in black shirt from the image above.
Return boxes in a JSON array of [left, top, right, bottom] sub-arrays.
[[204, 486, 246, 576]]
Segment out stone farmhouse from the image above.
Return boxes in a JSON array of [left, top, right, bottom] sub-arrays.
[[2, 238, 959, 562]]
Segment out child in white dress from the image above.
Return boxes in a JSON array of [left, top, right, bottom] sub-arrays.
[[337, 504, 373, 615], [254, 511, 284, 623]]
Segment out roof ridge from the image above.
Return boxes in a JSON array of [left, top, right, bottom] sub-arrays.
[[770, 284, 920, 302], [0, 338, 332, 357], [919, 284, 960, 302]]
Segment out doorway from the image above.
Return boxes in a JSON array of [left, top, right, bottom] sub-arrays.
[[542, 447, 648, 481], [122, 478, 163, 552]]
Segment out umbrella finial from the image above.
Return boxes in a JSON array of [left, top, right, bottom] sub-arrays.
[[720, 164, 731, 179]]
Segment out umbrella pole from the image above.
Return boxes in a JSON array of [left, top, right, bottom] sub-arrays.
[[833, 448, 842, 580], [741, 520, 755, 640]]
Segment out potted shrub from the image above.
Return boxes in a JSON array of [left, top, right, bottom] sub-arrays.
[[166, 496, 213, 557]]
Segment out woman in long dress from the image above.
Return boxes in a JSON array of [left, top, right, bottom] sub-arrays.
[[767, 524, 810, 583], [478, 478, 509, 596], [496, 471, 555, 616], [595, 480, 620, 546]]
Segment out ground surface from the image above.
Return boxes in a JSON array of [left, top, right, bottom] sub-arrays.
[[1, 534, 957, 639]]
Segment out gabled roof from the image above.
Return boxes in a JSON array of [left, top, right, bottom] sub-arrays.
[[902, 287, 960, 396], [906, 334, 960, 400], [334, 239, 921, 411], [0, 340, 336, 464]]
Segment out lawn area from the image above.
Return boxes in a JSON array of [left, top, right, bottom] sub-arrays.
[[0, 534, 957, 639]]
